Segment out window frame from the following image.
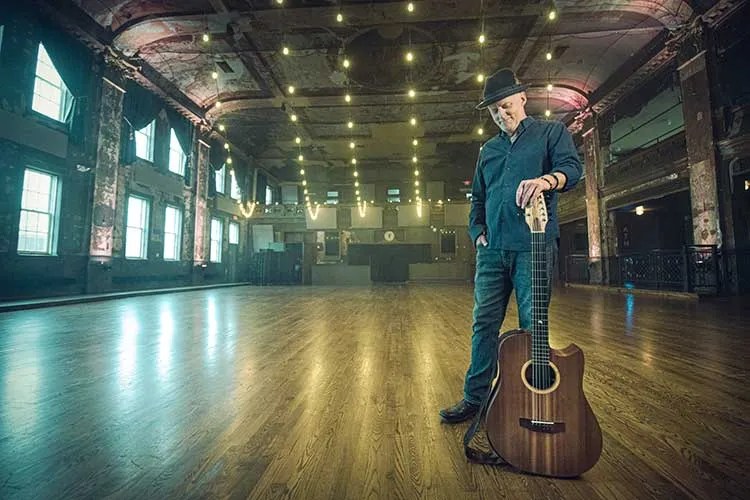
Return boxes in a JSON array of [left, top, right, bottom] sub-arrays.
[[168, 128, 186, 176], [125, 194, 150, 259], [163, 205, 182, 261], [387, 188, 401, 203], [215, 163, 226, 194], [134, 120, 156, 162], [230, 170, 241, 201], [31, 42, 73, 124], [209, 217, 223, 263], [17, 168, 61, 255], [229, 221, 239, 245]]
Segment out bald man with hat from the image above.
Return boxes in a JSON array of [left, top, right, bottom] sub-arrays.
[[440, 68, 583, 424]]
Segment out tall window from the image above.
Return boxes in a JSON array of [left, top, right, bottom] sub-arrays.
[[125, 195, 149, 259], [17, 168, 60, 254], [163, 205, 182, 261], [168, 129, 186, 176], [326, 191, 339, 205], [387, 188, 401, 203], [229, 222, 239, 245], [32, 43, 73, 123], [265, 185, 273, 205], [230, 171, 241, 200], [210, 218, 223, 263], [215, 164, 226, 194], [135, 120, 155, 162], [0, 26, 5, 56]]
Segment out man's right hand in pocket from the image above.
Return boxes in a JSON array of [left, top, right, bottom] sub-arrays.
[[476, 234, 488, 248]]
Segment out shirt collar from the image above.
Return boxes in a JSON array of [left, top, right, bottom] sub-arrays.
[[501, 116, 534, 139]]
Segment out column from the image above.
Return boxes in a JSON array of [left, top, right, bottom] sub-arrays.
[[86, 74, 125, 293], [191, 138, 210, 284], [582, 116, 604, 284]]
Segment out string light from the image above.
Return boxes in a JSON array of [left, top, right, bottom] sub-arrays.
[[545, 110, 551, 117], [478, 127, 484, 135], [407, 2, 415, 12], [412, 139, 418, 146], [477, 73, 485, 83], [405, 51, 414, 62], [547, 83, 553, 91], [351, 158, 357, 165], [347, 121, 354, 128], [211, 71, 218, 80], [282, 46, 290, 55], [546, 51, 552, 60], [478, 34, 486, 44], [288, 85, 295, 94], [215, 101, 222, 108], [291, 114, 298, 122], [275, 0, 283, 4], [298, 154, 304, 161], [414, 170, 420, 176], [300, 168, 305, 175], [349, 141, 356, 149], [239, 201, 256, 218], [343, 58, 351, 68], [408, 89, 416, 98], [345, 94, 351, 103], [218, 124, 225, 132], [295, 137, 301, 144], [337, 13, 343, 22], [224, 143, 230, 150], [549, 11, 557, 20], [226, 157, 233, 165], [202, 32, 210, 43], [410, 117, 417, 126]]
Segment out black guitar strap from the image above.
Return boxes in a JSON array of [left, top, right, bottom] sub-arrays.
[[462, 363, 507, 465]]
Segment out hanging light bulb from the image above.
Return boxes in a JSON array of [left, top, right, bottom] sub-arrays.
[[412, 156, 418, 163], [407, 2, 415, 12], [345, 94, 351, 103], [414, 180, 419, 186], [549, 11, 557, 20], [343, 58, 351, 68], [276, 0, 283, 4], [298, 154, 304, 161], [215, 101, 222, 108], [226, 157, 233, 165], [478, 127, 484, 135], [412, 139, 418, 146], [479, 34, 486, 44], [477, 73, 485, 83], [545, 109, 551, 117], [349, 141, 355, 149], [282, 46, 290, 55], [336, 13, 343, 22], [414, 170, 420, 176], [224, 143, 230, 150], [347, 121, 354, 129], [288, 85, 295, 94], [405, 51, 414, 62], [302, 180, 307, 186], [291, 114, 298, 122], [410, 117, 417, 126], [547, 83, 553, 91], [295, 137, 301, 144], [546, 51, 552, 60], [353, 171, 359, 177], [304, 188, 308, 194], [351, 158, 357, 165], [354, 181, 359, 187], [355, 190, 360, 195], [415, 189, 420, 195], [218, 124, 225, 132], [211, 71, 218, 80], [408, 89, 416, 98], [202, 32, 210, 43], [300, 169, 305, 175]]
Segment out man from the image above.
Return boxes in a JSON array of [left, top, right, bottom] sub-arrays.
[[440, 68, 582, 423]]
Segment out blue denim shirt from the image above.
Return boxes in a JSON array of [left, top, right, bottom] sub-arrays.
[[468, 117, 583, 251]]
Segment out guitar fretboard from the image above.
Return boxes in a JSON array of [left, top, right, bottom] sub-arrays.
[[531, 231, 550, 365]]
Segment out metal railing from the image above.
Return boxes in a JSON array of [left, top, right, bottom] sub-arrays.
[[564, 245, 723, 294]]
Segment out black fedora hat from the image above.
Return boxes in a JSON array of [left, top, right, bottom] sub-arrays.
[[475, 68, 529, 109]]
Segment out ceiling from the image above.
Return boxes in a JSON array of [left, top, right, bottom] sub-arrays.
[[59, 0, 711, 184]]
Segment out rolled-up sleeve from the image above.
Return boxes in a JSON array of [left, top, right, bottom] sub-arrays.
[[468, 154, 486, 245], [547, 121, 582, 192]]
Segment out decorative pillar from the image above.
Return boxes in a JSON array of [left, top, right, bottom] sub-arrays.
[[679, 46, 722, 248], [86, 74, 125, 293], [191, 138, 210, 284], [582, 115, 604, 284]]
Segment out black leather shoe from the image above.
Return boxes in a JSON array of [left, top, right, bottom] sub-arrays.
[[439, 399, 479, 424]]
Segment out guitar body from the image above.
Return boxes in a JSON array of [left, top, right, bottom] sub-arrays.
[[485, 329, 602, 477]]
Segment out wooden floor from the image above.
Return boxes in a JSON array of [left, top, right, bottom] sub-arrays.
[[0, 284, 748, 499]]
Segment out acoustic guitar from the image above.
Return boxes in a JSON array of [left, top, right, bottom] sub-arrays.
[[484, 193, 602, 477]]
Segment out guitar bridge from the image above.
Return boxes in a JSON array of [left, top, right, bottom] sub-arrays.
[[520, 418, 565, 434]]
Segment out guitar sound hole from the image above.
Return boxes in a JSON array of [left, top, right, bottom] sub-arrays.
[[524, 362, 557, 391]]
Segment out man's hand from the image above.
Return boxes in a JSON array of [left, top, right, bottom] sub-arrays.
[[476, 234, 488, 248], [516, 177, 549, 208]]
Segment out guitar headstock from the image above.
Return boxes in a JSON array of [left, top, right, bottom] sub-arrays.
[[524, 193, 548, 234]]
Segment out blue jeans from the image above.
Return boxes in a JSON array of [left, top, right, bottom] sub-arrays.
[[463, 241, 557, 406]]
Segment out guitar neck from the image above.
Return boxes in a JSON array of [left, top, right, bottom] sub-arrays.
[[531, 231, 550, 364]]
